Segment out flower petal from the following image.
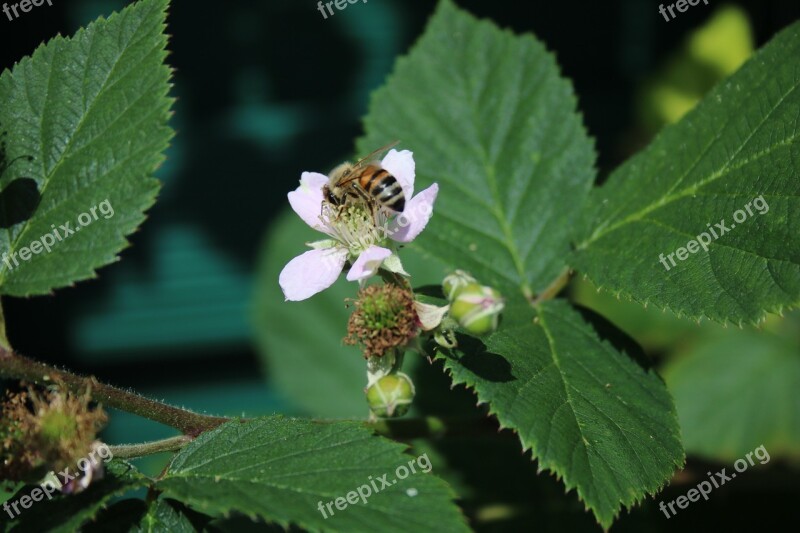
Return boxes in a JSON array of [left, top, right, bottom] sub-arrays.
[[288, 172, 329, 231], [279, 247, 348, 301], [414, 301, 450, 331], [346, 245, 392, 281], [389, 183, 439, 243], [381, 149, 415, 200]]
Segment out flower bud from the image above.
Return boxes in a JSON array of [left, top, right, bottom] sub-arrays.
[[442, 270, 477, 301], [449, 284, 504, 336], [366, 373, 415, 418]]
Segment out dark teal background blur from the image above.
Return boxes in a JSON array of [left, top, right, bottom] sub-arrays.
[[1, 0, 798, 468]]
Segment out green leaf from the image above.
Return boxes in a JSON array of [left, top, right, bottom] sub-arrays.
[[0, 0, 173, 296], [254, 208, 448, 418], [135, 499, 197, 533], [437, 299, 684, 529], [157, 417, 469, 533], [663, 324, 800, 461], [0, 461, 149, 533], [357, 0, 596, 301], [572, 21, 800, 324]]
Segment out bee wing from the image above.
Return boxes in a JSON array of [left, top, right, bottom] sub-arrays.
[[352, 140, 400, 170], [336, 141, 400, 188]]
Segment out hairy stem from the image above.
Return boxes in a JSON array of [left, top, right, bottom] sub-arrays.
[[0, 348, 229, 436], [109, 435, 192, 459]]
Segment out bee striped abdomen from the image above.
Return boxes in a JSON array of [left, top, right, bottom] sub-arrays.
[[360, 167, 405, 213]]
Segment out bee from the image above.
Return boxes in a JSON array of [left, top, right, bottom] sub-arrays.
[[323, 140, 405, 215]]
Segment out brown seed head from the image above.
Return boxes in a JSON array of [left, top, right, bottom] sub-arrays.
[[0, 384, 107, 482], [344, 284, 417, 358]]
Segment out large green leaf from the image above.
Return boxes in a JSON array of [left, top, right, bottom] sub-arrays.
[[355, 2, 683, 527], [436, 299, 684, 529], [357, 0, 596, 301], [0, 461, 149, 533], [0, 0, 173, 296], [254, 208, 448, 418], [157, 417, 469, 533], [664, 323, 800, 461], [572, 21, 800, 324]]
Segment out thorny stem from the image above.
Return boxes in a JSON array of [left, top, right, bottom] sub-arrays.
[[0, 348, 229, 437], [532, 266, 572, 305], [109, 435, 193, 459], [1, 353, 506, 458]]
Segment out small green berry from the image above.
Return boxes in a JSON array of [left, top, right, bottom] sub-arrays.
[[366, 373, 415, 418], [442, 271, 477, 301], [449, 285, 504, 336]]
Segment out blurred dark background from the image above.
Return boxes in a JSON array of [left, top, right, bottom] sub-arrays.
[[1, 0, 799, 530]]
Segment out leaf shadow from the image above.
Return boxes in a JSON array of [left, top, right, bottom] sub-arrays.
[[573, 304, 652, 371], [0, 178, 41, 229], [448, 334, 516, 383], [0, 130, 39, 229], [414, 284, 446, 299]]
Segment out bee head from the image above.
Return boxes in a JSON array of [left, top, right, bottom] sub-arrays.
[[327, 162, 355, 202]]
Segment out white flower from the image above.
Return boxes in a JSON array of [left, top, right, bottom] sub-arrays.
[[279, 150, 439, 301]]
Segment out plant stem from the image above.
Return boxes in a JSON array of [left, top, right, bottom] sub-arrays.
[[532, 266, 572, 305], [0, 348, 229, 436], [109, 435, 192, 459]]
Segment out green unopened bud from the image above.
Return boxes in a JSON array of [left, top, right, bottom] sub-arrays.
[[366, 373, 415, 418], [443, 270, 477, 301], [450, 284, 504, 336]]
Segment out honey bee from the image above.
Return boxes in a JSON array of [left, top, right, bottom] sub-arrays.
[[323, 141, 405, 215]]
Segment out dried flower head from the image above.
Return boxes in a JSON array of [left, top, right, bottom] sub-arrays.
[[0, 384, 107, 483], [345, 284, 417, 358]]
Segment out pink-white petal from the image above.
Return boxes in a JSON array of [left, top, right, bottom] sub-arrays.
[[279, 247, 348, 301], [346, 245, 392, 281], [288, 172, 328, 230], [381, 149, 415, 200], [390, 183, 439, 243]]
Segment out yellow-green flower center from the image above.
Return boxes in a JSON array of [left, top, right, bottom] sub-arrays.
[[322, 202, 389, 255]]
